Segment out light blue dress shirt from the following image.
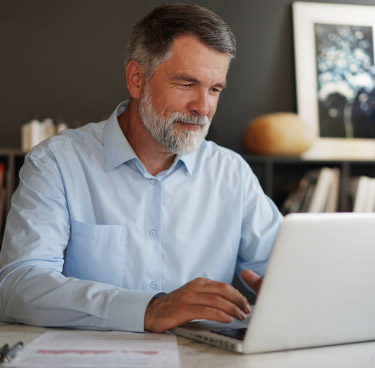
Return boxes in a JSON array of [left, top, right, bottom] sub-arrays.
[[0, 102, 282, 332]]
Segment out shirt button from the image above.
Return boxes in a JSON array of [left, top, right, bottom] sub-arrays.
[[150, 230, 157, 236], [150, 282, 156, 288], [150, 179, 157, 185]]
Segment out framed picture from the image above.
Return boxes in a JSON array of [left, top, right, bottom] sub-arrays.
[[293, 1, 375, 160]]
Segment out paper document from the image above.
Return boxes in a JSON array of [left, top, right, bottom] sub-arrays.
[[6, 330, 180, 367]]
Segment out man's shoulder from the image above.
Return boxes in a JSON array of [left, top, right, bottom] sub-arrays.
[[200, 140, 248, 168]]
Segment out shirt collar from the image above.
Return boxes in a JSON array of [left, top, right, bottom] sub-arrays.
[[177, 151, 197, 177], [103, 101, 199, 176], [104, 101, 137, 172]]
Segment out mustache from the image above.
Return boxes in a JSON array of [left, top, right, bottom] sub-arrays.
[[169, 113, 210, 126]]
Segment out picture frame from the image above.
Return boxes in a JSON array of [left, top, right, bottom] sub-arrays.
[[293, 1, 375, 160]]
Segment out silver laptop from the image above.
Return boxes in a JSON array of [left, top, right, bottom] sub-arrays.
[[172, 212, 375, 354]]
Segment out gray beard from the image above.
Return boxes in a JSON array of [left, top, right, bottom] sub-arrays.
[[138, 84, 210, 155]]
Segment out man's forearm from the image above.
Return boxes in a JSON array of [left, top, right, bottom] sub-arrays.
[[0, 265, 158, 332]]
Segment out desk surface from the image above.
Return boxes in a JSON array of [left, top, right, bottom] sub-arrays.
[[1, 322, 375, 368]]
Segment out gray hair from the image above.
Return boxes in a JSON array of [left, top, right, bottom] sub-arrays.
[[126, 3, 236, 80]]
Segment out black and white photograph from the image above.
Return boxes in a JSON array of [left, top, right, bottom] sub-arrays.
[[315, 23, 375, 139]]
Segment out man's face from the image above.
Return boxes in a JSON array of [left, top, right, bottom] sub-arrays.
[[138, 35, 229, 155]]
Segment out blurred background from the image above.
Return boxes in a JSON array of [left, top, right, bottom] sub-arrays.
[[1, 0, 373, 152]]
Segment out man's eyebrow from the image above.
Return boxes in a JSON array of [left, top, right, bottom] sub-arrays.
[[169, 74, 227, 89]]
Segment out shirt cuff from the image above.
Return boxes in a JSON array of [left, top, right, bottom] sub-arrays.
[[107, 289, 165, 332]]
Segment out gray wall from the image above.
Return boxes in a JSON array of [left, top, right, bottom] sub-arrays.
[[1, 0, 374, 152]]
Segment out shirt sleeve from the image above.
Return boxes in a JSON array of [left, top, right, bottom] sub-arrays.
[[235, 159, 283, 279], [0, 147, 159, 332]]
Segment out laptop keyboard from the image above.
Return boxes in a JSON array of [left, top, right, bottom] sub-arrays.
[[210, 327, 248, 341]]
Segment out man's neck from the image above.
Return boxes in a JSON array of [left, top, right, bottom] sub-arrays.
[[118, 99, 176, 176]]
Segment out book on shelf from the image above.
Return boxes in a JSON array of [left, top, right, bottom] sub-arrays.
[[299, 179, 317, 213], [352, 176, 375, 213], [281, 169, 319, 215], [308, 167, 340, 213], [325, 168, 340, 213], [281, 167, 340, 214]]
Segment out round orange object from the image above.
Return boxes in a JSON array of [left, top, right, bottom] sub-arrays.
[[243, 112, 315, 156]]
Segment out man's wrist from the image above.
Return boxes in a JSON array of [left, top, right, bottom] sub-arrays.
[[144, 293, 166, 332]]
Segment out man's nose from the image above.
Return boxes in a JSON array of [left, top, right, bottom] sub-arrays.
[[188, 90, 210, 117]]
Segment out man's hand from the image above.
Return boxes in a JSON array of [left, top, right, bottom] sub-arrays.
[[240, 269, 262, 295], [144, 277, 251, 333]]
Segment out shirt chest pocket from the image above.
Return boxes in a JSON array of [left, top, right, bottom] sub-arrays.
[[63, 219, 127, 287]]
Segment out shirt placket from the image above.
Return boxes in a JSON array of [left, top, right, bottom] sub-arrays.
[[147, 177, 163, 291]]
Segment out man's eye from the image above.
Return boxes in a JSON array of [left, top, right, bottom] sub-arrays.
[[211, 87, 222, 94], [179, 83, 193, 88]]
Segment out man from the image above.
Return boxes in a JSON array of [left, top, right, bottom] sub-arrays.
[[0, 4, 282, 333]]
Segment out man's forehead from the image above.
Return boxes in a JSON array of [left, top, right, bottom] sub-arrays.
[[157, 35, 229, 81], [170, 34, 229, 61]]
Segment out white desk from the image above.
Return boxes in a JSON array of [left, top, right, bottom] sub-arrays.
[[1, 322, 375, 367]]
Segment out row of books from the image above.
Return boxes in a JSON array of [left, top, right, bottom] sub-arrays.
[[281, 167, 375, 214]]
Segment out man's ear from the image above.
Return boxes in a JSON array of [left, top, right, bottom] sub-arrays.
[[125, 60, 145, 99]]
